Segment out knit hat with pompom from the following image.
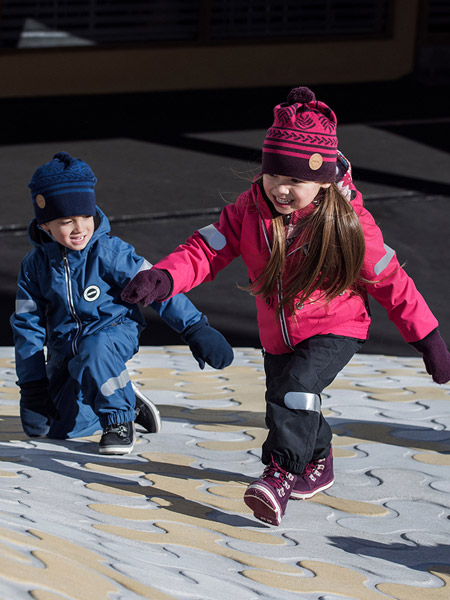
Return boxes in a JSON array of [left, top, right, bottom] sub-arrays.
[[29, 151, 97, 224], [262, 86, 338, 182]]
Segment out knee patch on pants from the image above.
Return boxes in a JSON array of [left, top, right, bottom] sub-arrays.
[[283, 392, 321, 412]]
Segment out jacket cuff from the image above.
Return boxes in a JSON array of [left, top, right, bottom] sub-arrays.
[[409, 327, 439, 351], [159, 269, 174, 301]]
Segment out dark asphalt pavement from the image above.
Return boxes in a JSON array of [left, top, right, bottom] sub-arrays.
[[1, 78, 449, 355]]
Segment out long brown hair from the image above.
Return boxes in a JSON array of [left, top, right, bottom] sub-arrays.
[[251, 183, 366, 315]]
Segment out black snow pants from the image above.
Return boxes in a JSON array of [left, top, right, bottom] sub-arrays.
[[262, 334, 365, 474]]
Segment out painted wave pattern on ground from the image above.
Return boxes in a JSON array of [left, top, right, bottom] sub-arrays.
[[0, 346, 449, 600]]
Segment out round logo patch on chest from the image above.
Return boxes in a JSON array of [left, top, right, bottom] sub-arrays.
[[83, 285, 101, 302]]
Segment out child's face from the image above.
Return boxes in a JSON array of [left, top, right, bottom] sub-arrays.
[[41, 215, 94, 251], [263, 174, 330, 215]]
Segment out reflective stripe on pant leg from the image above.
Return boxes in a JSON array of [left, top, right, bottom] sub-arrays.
[[100, 369, 131, 397], [284, 392, 321, 412]]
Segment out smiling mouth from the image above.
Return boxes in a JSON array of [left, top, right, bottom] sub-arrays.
[[274, 197, 293, 205]]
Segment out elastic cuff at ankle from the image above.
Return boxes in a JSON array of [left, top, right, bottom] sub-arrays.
[[101, 409, 135, 428], [262, 450, 307, 475]]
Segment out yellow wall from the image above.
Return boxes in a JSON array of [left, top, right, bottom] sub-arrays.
[[0, 0, 419, 98]]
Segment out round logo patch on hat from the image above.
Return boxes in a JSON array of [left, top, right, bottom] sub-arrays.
[[36, 194, 46, 209], [83, 285, 101, 302], [309, 153, 323, 171]]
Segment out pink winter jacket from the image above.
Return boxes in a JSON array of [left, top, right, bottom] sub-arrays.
[[155, 159, 438, 355]]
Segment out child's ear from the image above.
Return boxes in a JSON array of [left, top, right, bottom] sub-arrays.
[[40, 224, 55, 242], [320, 183, 332, 189]]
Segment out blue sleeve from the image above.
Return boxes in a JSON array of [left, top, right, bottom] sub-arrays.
[[106, 237, 202, 332], [10, 256, 47, 384], [102, 236, 151, 288], [150, 294, 202, 334]]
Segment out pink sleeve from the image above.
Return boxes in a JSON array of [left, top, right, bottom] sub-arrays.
[[359, 204, 438, 342], [155, 195, 248, 296]]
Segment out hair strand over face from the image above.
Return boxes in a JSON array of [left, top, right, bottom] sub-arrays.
[[249, 184, 367, 315]]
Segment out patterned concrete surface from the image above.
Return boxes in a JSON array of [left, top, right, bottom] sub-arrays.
[[0, 345, 449, 600]]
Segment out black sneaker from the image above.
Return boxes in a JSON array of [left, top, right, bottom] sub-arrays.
[[133, 384, 161, 434], [99, 421, 135, 455]]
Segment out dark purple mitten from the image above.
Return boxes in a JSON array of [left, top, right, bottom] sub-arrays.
[[121, 268, 172, 306], [410, 329, 450, 384]]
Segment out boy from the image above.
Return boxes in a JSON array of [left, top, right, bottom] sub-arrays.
[[10, 152, 233, 455]]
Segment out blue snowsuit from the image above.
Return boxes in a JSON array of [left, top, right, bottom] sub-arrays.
[[10, 208, 205, 439]]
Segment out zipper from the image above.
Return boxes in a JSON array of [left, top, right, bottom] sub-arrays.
[[62, 247, 83, 355], [277, 275, 294, 351], [287, 244, 306, 259], [254, 193, 294, 351]]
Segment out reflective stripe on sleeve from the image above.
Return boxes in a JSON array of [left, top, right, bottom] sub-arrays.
[[15, 299, 38, 314], [374, 244, 395, 276], [198, 224, 227, 250], [137, 258, 153, 273]]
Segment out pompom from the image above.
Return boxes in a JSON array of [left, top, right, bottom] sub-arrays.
[[287, 86, 316, 105], [53, 151, 72, 166]]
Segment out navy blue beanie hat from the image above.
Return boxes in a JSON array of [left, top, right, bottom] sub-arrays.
[[29, 152, 97, 224]]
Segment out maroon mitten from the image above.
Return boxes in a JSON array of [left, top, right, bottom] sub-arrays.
[[410, 329, 450, 384], [121, 268, 172, 306]]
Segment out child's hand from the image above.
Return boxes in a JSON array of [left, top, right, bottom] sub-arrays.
[[121, 268, 172, 306], [182, 316, 234, 370], [19, 379, 60, 437], [410, 329, 450, 384]]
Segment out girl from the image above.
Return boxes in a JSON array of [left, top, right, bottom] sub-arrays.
[[121, 87, 450, 524]]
